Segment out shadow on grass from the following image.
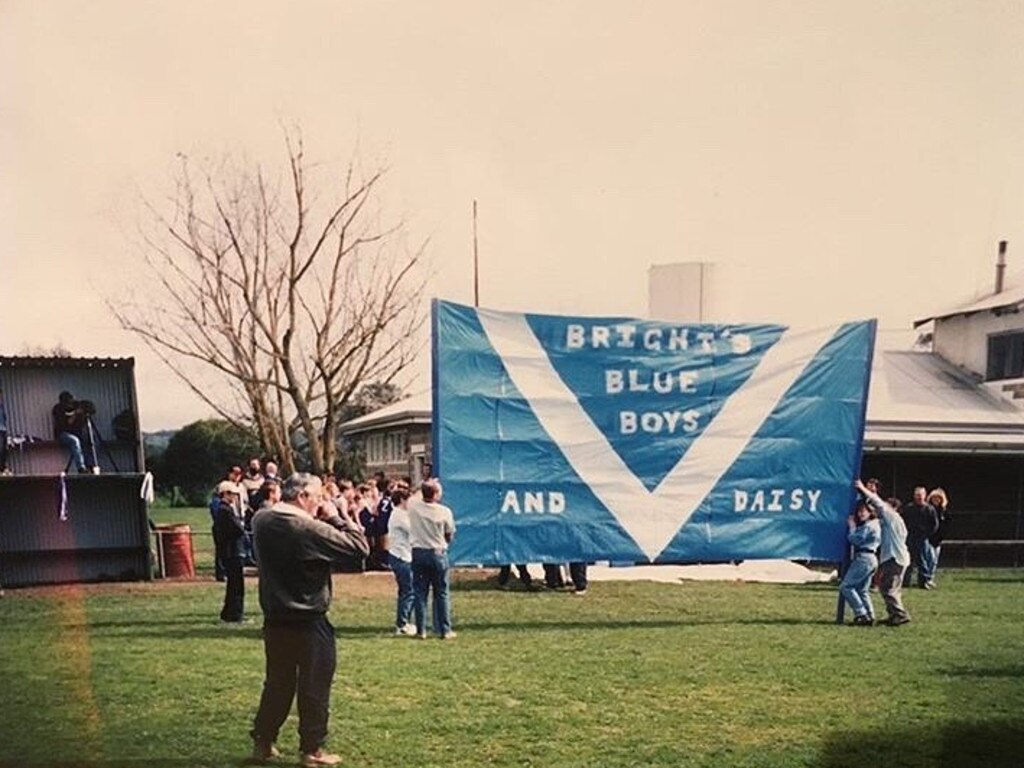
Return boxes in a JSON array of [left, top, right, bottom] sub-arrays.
[[817, 721, 1024, 768], [373, 616, 831, 634], [116, 625, 265, 640], [1, 761, 243, 767], [84, 617, 214, 629], [943, 663, 1024, 679], [948, 575, 1024, 584]]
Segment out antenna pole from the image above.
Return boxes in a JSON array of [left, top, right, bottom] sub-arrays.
[[473, 200, 480, 307]]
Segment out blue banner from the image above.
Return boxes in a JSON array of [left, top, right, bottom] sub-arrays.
[[433, 300, 876, 565]]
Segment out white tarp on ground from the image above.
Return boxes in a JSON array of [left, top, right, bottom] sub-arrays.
[[586, 560, 836, 584]]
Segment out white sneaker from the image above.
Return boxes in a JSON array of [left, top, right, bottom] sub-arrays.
[[92, 466, 101, 475], [401, 623, 417, 636]]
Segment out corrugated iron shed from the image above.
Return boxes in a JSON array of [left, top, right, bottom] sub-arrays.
[[0, 356, 143, 474], [0, 356, 151, 587]]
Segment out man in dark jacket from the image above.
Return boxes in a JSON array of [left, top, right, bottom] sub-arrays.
[[249, 473, 369, 767], [212, 480, 247, 622], [901, 486, 940, 589]]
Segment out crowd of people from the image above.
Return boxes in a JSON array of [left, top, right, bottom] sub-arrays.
[[839, 477, 952, 627], [207, 459, 460, 640]]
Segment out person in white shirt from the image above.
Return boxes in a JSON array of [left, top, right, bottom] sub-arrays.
[[386, 486, 417, 636], [409, 479, 457, 639]]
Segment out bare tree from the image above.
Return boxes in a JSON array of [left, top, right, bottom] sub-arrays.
[[112, 131, 427, 474]]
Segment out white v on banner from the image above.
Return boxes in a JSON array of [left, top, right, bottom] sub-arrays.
[[434, 301, 876, 565]]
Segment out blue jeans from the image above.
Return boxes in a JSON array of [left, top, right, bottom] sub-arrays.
[[412, 548, 452, 636], [389, 554, 414, 628], [840, 553, 878, 619], [920, 540, 939, 585], [904, 538, 934, 587], [58, 431, 88, 471]]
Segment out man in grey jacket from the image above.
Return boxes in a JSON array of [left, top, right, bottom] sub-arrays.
[[249, 473, 369, 767]]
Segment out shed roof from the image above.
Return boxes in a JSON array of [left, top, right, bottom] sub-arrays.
[[0, 356, 135, 369]]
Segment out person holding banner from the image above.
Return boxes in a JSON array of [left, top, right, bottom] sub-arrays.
[[854, 479, 911, 626], [839, 501, 881, 625], [409, 479, 457, 639]]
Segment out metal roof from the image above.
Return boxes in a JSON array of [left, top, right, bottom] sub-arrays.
[[0, 356, 135, 369], [340, 332, 1024, 453], [863, 333, 1024, 452], [338, 391, 432, 435], [913, 271, 1024, 327]]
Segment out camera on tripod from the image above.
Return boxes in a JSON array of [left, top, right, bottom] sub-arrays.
[[76, 399, 97, 417]]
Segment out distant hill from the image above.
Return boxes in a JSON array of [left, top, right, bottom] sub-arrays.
[[143, 430, 176, 455]]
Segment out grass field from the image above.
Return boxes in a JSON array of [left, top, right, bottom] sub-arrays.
[[1, 554, 1022, 767]]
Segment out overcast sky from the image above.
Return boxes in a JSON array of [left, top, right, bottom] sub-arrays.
[[2, 1, 1023, 429]]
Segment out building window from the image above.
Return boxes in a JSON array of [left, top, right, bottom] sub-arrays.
[[987, 331, 1024, 381], [364, 430, 407, 465]]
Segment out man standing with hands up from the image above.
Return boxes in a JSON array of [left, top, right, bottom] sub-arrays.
[[249, 473, 369, 767]]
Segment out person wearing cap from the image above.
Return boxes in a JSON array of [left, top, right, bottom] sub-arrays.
[[212, 480, 247, 623]]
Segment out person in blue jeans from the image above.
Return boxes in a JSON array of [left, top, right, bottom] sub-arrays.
[[902, 486, 939, 589], [924, 488, 951, 588], [52, 391, 93, 473], [840, 499, 881, 625], [409, 479, 457, 639], [385, 486, 417, 635]]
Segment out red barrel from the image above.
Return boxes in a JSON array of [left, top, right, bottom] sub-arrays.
[[156, 524, 195, 579]]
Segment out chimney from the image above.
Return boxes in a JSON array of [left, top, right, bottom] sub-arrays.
[[995, 240, 1008, 294]]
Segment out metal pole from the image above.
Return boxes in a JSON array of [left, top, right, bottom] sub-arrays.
[[996, 240, 1008, 294], [473, 200, 480, 308], [155, 529, 166, 578]]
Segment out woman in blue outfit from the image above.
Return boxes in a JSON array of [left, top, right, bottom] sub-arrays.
[[840, 499, 882, 626]]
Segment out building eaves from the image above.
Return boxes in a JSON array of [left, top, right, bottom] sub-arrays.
[[0, 356, 135, 369], [913, 275, 1024, 328]]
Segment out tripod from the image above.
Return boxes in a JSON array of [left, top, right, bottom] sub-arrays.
[[63, 415, 121, 474]]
